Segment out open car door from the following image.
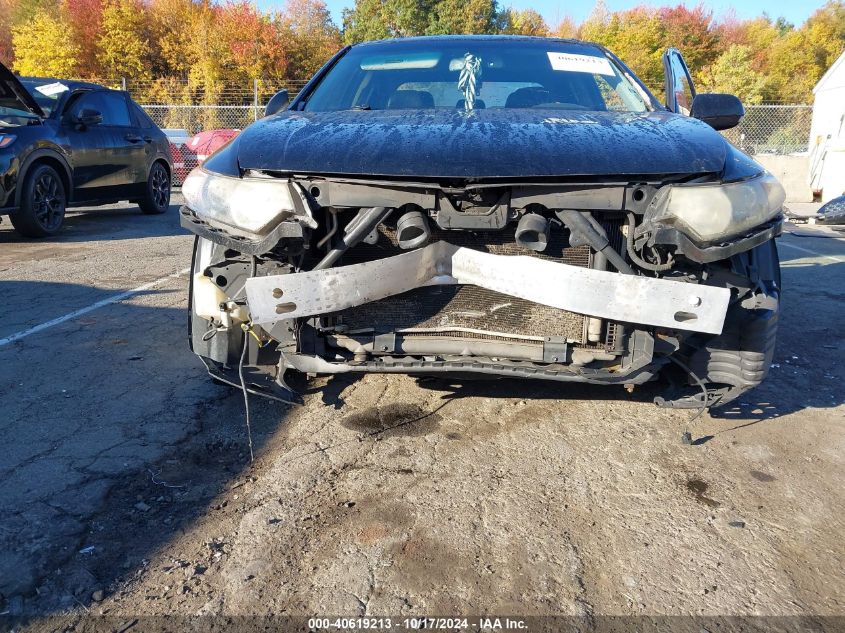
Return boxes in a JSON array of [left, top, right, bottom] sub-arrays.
[[662, 48, 696, 115]]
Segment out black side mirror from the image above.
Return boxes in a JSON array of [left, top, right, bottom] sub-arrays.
[[264, 90, 289, 117], [76, 108, 103, 127], [690, 93, 744, 131]]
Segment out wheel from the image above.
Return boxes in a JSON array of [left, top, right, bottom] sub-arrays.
[[10, 164, 67, 238], [139, 162, 171, 215]]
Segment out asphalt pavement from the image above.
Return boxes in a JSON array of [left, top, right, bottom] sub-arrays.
[[0, 199, 842, 623]]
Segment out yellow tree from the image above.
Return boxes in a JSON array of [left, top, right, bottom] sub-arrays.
[[146, 0, 201, 78], [12, 8, 81, 76], [698, 45, 767, 104], [551, 15, 578, 39], [582, 7, 667, 93], [97, 0, 150, 82], [500, 8, 548, 36], [767, 1, 845, 102]]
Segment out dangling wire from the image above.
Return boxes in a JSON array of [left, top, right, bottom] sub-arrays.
[[458, 53, 482, 111], [238, 327, 254, 462]]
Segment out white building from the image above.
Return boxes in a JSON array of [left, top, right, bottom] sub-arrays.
[[809, 50, 845, 202]]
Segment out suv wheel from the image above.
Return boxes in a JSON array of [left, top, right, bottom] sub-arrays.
[[139, 162, 171, 215], [10, 164, 67, 238]]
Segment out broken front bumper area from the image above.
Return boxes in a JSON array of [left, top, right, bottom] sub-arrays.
[[189, 238, 735, 397], [245, 241, 730, 333]]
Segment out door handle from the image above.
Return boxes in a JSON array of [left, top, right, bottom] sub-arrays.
[[125, 134, 143, 143]]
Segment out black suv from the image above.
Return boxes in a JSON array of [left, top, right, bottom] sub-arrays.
[[1, 64, 172, 237]]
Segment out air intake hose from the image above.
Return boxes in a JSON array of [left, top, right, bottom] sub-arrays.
[[555, 209, 634, 275]]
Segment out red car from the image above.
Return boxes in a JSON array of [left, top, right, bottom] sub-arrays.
[[167, 128, 240, 185]]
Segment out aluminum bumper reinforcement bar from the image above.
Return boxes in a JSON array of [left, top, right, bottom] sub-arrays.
[[245, 242, 730, 334]]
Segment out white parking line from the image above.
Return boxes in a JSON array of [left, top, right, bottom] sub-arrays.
[[0, 268, 190, 348], [779, 240, 845, 264]]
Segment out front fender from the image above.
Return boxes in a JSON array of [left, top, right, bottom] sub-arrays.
[[15, 146, 73, 206]]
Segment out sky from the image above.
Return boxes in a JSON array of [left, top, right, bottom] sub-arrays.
[[254, 0, 829, 30]]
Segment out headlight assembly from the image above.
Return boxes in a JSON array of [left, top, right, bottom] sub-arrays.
[[182, 168, 307, 236], [646, 172, 785, 243]]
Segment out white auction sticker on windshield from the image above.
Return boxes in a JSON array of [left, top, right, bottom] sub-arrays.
[[547, 52, 615, 76], [35, 82, 70, 96]]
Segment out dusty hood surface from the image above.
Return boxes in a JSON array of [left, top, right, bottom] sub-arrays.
[[230, 108, 727, 179], [0, 63, 44, 117]]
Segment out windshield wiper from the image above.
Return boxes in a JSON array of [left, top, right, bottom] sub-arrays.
[[351, 104, 372, 111]]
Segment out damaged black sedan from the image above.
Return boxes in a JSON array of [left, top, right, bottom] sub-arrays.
[[181, 36, 784, 409]]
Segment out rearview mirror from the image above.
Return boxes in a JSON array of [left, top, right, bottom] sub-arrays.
[[690, 93, 744, 131], [264, 90, 289, 117], [76, 108, 103, 127]]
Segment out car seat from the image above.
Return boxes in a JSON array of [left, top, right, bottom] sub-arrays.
[[505, 87, 552, 108], [387, 90, 435, 109]]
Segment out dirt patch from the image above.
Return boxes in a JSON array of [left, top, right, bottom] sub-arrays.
[[685, 478, 721, 508], [750, 470, 777, 482], [342, 403, 441, 437]]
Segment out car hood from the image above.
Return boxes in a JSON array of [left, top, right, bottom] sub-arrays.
[[0, 62, 44, 117], [229, 108, 727, 180]]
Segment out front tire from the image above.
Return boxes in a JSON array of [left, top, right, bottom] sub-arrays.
[[139, 162, 171, 215], [10, 164, 67, 238]]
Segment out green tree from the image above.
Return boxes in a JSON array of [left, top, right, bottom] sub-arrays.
[[342, 0, 431, 43], [97, 0, 150, 80], [426, 0, 499, 34], [12, 8, 80, 76], [699, 44, 767, 104]]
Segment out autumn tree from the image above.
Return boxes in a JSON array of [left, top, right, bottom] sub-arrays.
[[699, 44, 766, 104], [12, 8, 80, 76], [183, 1, 230, 108], [97, 0, 150, 81], [11, 0, 55, 25], [500, 8, 548, 36], [0, 0, 16, 65], [582, 6, 667, 93], [281, 0, 341, 79], [551, 15, 578, 39], [765, 1, 845, 102], [146, 0, 199, 78], [216, 0, 287, 82], [61, 0, 105, 77], [426, 0, 499, 35], [658, 4, 719, 74], [342, 0, 432, 43]]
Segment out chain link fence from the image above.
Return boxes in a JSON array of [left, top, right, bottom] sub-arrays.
[[720, 104, 813, 155], [141, 104, 264, 134]]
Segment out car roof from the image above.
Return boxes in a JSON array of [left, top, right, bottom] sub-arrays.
[[352, 34, 603, 50], [19, 77, 110, 91]]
